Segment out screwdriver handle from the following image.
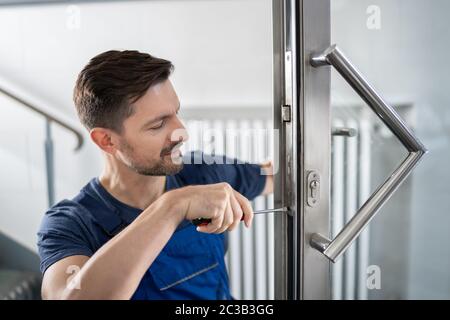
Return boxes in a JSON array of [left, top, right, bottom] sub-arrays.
[[192, 216, 243, 227]]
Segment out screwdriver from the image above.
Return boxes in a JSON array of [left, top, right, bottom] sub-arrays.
[[192, 207, 289, 227]]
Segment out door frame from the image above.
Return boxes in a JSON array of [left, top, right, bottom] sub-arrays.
[[273, 0, 332, 300]]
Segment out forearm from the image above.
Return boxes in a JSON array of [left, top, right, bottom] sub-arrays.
[[61, 192, 183, 300]]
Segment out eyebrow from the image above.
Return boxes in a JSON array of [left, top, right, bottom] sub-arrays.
[[141, 103, 181, 130]]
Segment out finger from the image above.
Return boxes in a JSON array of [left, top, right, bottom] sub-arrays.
[[196, 209, 223, 234], [233, 190, 253, 228], [215, 200, 233, 234], [228, 192, 243, 231]]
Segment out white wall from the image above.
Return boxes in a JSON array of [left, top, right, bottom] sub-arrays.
[[0, 0, 273, 116]]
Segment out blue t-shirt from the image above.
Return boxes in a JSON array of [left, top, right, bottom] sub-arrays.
[[36, 152, 266, 300]]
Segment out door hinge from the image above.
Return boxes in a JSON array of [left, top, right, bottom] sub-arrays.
[[282, 104, 291, 122]]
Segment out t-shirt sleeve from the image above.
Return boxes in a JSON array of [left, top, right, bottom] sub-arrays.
[[180, 151, 267, 200], [37, 201, 94, 275]]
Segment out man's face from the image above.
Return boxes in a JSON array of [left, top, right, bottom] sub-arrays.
[[114, 79, 188, 176]]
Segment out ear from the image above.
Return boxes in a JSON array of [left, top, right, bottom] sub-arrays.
[[90, 127, 118, 155]]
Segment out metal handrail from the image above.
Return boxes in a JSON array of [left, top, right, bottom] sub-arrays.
[[0, 85, 83, 151]]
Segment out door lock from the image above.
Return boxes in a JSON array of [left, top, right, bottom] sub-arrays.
[[307, 170, 320, 207]]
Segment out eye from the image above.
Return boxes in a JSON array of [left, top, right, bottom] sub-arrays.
[[149, 120, 165, 130]]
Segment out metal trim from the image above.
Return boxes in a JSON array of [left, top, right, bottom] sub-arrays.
[[273, 0, 298, 300]]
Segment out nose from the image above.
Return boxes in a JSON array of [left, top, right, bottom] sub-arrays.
[[170, 116, 189, 144]]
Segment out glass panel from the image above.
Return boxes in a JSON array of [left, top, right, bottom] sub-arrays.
[[330, 0, 450, 299]]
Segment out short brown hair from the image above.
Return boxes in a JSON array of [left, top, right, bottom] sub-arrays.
[[74, 50, 174, 132]]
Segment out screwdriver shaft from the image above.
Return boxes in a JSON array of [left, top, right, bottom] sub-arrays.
[[253, 207, 288, 214], [192, 207, 289, 226]]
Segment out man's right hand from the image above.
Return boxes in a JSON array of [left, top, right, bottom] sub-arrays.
[[166, 183, 254, 234], [41, 182, 252, 299]]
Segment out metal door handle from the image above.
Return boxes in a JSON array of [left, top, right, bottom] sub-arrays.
[[332, 127, 358, 137], [309, 45, 427, 263]]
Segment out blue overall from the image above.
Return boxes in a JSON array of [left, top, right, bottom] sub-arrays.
[[37, 152, 266, 299]]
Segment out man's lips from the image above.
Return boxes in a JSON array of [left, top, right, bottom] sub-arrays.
[[161, 142, 183, 156]]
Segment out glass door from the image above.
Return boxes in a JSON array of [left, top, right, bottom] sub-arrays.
[[273, 0, 450, 300], [0, 0, 277, 300]]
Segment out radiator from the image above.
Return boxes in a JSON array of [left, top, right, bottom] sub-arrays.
[[180, 107, 274, 300], [331, 106, 372, 300]]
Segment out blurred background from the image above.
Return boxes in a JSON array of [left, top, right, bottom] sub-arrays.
[[0, 0, 448, 300]]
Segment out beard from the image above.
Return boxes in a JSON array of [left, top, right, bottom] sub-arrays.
[[119, 139, 184, 176]]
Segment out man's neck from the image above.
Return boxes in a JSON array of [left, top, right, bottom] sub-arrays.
[[99, 156, 166, 210]]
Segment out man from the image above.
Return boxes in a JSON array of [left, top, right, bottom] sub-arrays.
[[37, 50, 273, 300]]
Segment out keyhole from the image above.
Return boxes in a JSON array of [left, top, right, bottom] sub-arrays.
[[310, 180, 319, 199]]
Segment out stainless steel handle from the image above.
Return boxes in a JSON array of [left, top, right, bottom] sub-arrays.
[[309, 44, 428, 263], [332, 127, 357, 137]]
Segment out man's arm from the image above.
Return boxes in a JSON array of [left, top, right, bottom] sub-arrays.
[[42, 191, 183, 300], [41, 183, 254, 300]]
